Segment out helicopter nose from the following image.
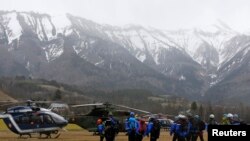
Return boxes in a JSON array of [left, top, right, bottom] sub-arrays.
[[58, 120, 68, 127], [62, 120, 68, 127]]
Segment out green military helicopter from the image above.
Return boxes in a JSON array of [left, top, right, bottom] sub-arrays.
[[61, 102, 151, 132]]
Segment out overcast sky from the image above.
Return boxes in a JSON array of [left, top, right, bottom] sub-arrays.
[[1, 0, 250, 32]]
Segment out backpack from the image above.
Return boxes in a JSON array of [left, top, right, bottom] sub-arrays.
[[176, 121, 189, 137], [199, 120, 206, 131], [151, 120, 161, 138], [104, 120, 115, 138]]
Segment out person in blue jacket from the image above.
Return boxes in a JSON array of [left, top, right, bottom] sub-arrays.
[[97, 119, 105, 141], [125, 117, 130, 134], [127, 112, 139, 141], [170, 116, 180, 141], [175, 115, 189, 141]]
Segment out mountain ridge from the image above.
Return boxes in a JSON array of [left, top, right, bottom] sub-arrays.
[[0, 11, 250, 104]]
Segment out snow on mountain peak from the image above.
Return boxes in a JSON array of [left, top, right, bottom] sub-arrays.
[[1, 12, 22, 44], [52, 14, 71, 35]]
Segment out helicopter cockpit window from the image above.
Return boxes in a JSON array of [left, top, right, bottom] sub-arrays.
[[49, 112, 65, 123], [43, 114, 54, 124]]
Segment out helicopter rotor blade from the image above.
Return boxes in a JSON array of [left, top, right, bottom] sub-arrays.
[[71, 103, 104, 108], [32, 101, 61, 104], [0, 101, 23, 107], [0, 100, 60, 107], [112, 104, 151, 114]]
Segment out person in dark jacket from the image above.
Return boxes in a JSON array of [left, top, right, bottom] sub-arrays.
[[188, 117, 199, 141], [207, 114, 218, 125], [104, 120, 116, 141], [146, 118, 161, 141], [195, 115, 205, 141]]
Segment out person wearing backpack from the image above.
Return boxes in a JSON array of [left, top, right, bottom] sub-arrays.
[[195, 115, 205, 141], [108, 112, 119, 135], [104, 120, 116, 141], [146, 118, 161, 141], [127, 112, 139, 141], [175, 115, 189, 141], [136, 119, 147, 141], [186, 114, 208, 141], [187, 115, 200, 141]]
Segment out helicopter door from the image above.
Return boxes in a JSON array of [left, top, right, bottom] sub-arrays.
[[38, 114, 56, 128]]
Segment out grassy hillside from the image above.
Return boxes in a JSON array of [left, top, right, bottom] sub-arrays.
[[0, 77, 187, 116], [0, 90, 17, 102]]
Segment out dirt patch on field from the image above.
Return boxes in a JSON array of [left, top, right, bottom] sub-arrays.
[[0, 130, 208, 141]]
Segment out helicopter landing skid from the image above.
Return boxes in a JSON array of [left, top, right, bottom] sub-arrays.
[[39, 130, 61, 139], [18, 133, 31, 139]]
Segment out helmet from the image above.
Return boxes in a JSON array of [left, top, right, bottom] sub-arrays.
[[108, 112, 113, 116], [227, 113, 233, 118], [174, 116, 179, 120], [178, 114, 186, 119], [209, 114, 215, 119], [233, 114, 238, 118], [194, 115, 199, 119], [130, 112, 135, 117], [97, 119, 102, 124]]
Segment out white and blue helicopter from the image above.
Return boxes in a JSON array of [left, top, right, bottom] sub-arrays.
[[0, 100, 68, 138]]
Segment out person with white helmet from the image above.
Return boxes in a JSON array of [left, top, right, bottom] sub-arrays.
[[227, 113, 234, 125], [174, 115, 189, 141], [208, 114, 218, 125], [221, 113, 238, 125]]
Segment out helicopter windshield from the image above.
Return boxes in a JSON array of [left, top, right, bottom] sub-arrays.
[[47, 112, 66, 123]]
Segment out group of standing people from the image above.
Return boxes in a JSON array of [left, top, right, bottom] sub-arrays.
[[170, 113, 245, 141], [170, 114, 206, 141], [96, 113, 119, 141], [96, 112, 245, 141], [96, 112, 161, 141], [221, 113, 245, 125], [125, 112, 161, 141]]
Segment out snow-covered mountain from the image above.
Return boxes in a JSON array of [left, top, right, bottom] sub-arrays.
[[1, 11, 250, 104]]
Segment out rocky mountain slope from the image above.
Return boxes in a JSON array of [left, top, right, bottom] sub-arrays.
[[0, 11, 250, 104]]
